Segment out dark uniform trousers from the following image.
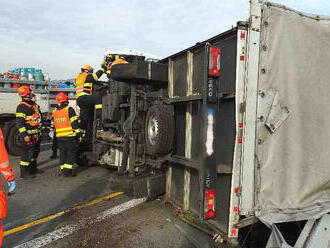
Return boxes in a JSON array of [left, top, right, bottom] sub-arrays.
[[52, 135, 58, 154], [77, 95, 102, 131], [58, 138, 77, 169], [21, 140, 40, 172]]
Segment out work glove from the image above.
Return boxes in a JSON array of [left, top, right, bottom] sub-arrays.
[[8, 180, 16, 194], [75, 131, 83, 143], [101, 59, 107, 70], [23, 135, 31, 143]]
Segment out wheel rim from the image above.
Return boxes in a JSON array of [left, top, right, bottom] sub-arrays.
[[147, 114, 159, 146]]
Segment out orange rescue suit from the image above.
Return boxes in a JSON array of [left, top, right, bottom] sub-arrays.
[[0, 128, 15, 246]]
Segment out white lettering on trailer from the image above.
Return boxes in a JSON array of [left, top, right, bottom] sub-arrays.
[[206, 110, 214, 155]]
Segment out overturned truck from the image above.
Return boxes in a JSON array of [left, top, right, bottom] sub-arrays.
[[92, 2, 330, 247]]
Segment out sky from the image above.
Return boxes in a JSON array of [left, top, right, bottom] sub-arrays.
[[0, 0, 329, 80]]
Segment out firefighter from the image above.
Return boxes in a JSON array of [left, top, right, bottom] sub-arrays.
[[75, 61, 108, 133], [53, 92, 81, 176], [0, 128, 16, 247], [106, 54, 128, 74], [16, 86, 42, 178]]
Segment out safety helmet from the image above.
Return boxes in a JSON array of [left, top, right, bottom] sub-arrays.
[[18, 85, 31, 97], [56, 92, 68, 103], [81, 65, 93, 73]]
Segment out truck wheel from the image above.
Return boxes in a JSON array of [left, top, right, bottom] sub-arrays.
[[145, 105, 173, 155], [6, 122, 24, 156]]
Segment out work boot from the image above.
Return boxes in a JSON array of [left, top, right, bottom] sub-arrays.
[[71, 168, 77, 177], [20, 166, 35, 179], [30, 161, 44, 174], [50, 151, 58, 159], [61, 168, 76, 177], [60, 168, 70, 177]]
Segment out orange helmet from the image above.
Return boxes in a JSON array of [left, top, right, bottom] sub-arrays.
[[18, 85, 31, 97], [81, 65, 93, 73], [56, 92, 68, 103]]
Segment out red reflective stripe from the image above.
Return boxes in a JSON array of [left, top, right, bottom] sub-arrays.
[[1, 165, 13, 172]]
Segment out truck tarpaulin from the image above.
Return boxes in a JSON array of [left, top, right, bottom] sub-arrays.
[[255, 3, 330, 225]]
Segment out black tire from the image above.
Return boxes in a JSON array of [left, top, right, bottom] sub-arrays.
[[145, 104, 174, 155], [6, 121, 24, 156]]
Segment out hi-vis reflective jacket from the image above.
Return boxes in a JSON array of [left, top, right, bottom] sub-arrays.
[[0, 128, 15, 246], [74, 68, 105, 99], [16, 100, 42, 137], [52, 104, 80, 138]]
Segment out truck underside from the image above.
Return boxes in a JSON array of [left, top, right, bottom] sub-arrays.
[[90, 2, 330, 246], [91, 27, 250, 246]]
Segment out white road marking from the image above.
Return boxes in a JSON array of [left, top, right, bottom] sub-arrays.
[[14, 198, 146, 248]]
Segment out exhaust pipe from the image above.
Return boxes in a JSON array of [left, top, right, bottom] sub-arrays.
[[96, 131, 123, 143]]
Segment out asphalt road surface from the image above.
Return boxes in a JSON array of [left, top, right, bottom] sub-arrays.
[[2, 145, 216, 248]]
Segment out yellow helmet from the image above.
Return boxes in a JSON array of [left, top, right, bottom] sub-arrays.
[[81, 65, 93, 73]]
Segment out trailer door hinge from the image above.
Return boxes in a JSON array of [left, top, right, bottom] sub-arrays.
[[240, 102, 246, 113]]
